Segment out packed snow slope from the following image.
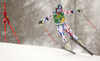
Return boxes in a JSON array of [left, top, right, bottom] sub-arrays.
[[0, 43, 100, 61]]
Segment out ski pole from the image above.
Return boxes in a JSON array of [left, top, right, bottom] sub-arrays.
[[40, 24, 56, 43], [81, 12, 98, 31]]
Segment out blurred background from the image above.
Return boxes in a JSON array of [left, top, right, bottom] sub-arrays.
[[0, 0, 100, 55]]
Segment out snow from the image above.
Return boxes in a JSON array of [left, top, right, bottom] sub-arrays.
[[0, 43, 100, 61], [24, 0, 35, 6]]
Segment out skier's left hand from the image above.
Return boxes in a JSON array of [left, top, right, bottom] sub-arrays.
[[38, 20, 44, 24], [77, 9, 82, 13]]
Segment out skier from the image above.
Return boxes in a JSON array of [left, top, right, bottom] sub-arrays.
[[38, 5, 82, 50]]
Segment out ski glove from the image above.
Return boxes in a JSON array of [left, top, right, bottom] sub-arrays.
[[38, 20, 44, 24], [77, 9, 82, 13]]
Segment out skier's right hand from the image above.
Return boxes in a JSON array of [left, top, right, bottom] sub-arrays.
[[77, 9, 82, 13], [38, 20, 44, 24]]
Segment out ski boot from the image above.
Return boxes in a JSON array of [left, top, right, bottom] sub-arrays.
[[64, 42, 72, 51], [77, 39, 85, 47]]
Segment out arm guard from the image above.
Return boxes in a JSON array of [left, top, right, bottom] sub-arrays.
[[71, 10, 74, 13], [46, 17, 49, 21]]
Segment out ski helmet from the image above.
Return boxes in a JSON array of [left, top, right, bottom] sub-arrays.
[[56, 5, 62, 9], [56, 5, 63, 13]]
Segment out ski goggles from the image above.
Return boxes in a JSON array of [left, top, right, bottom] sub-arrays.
[[57, 9, 62, 12]]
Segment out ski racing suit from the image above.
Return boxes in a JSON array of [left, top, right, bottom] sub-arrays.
[[43, 10, 78, 44]]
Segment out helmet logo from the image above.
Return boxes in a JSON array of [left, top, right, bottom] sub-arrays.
[[59, 6, 62, 9]]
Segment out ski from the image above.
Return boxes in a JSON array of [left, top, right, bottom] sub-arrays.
[[61, 46, 75, 54], [70, 37, 93, 56]]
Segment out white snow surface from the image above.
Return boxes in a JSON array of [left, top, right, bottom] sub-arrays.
[[0, 43, 100, 61]]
